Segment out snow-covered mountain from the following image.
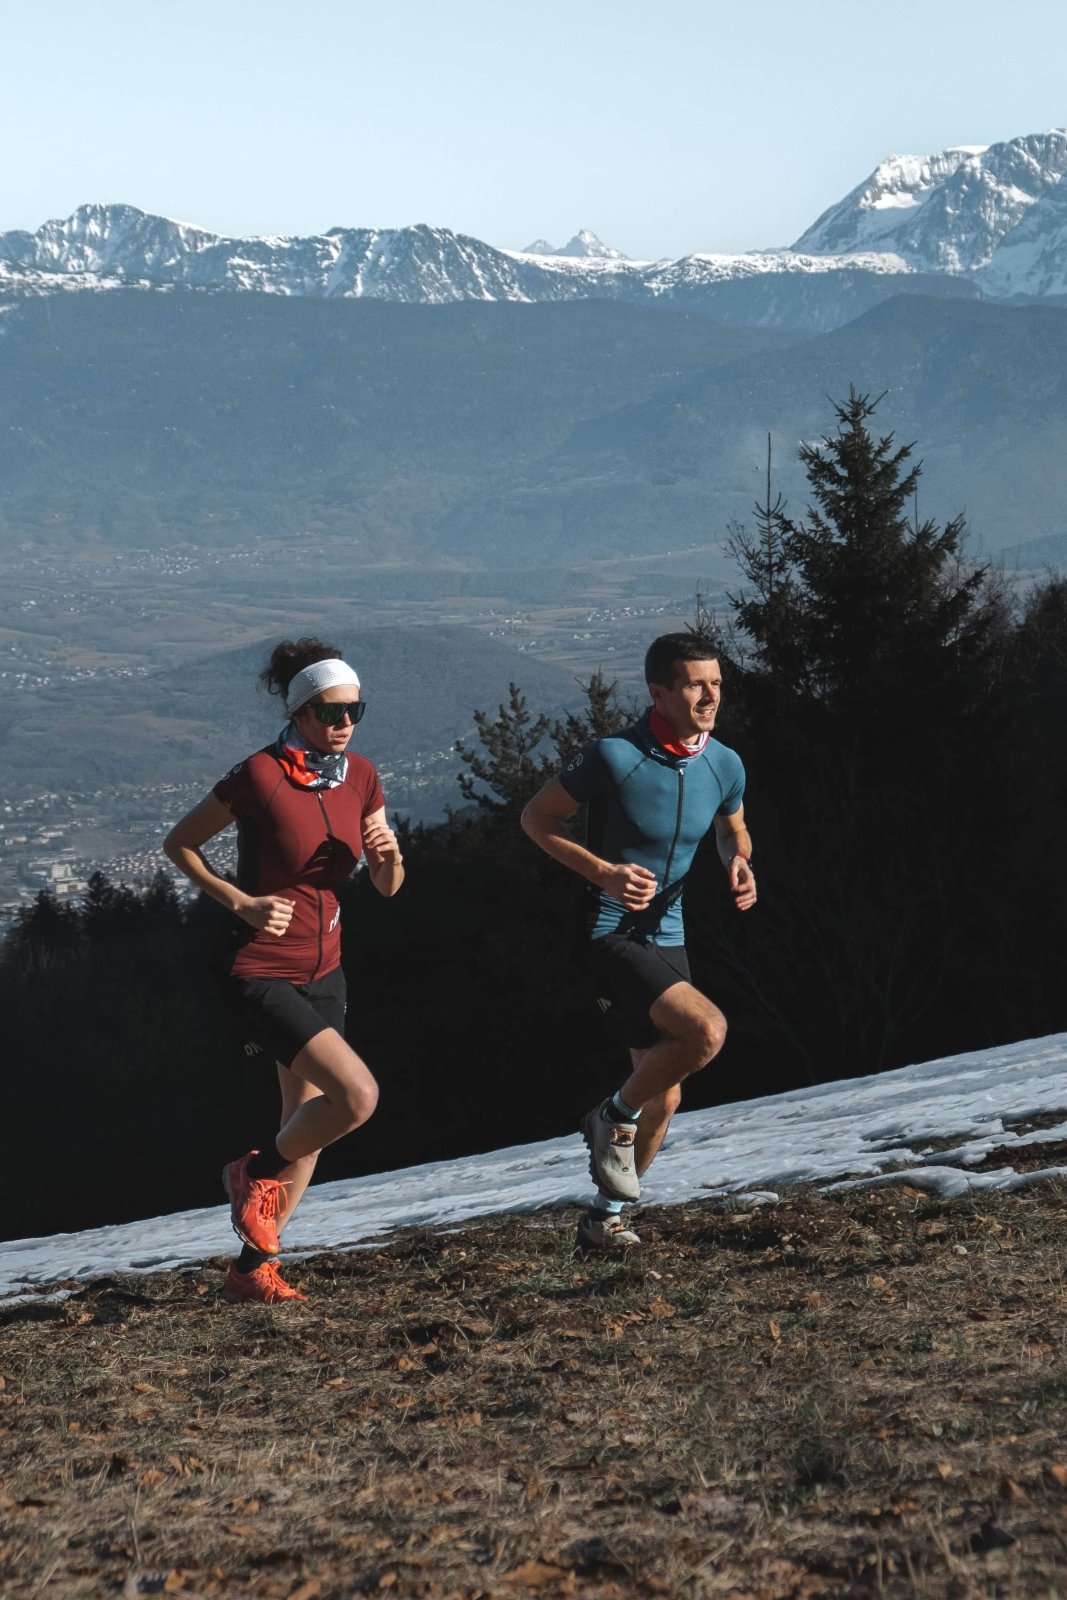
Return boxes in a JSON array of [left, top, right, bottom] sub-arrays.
[[981, 164, 1067, 298], [795, 129, 1067, 279], [1, 131, 1065, 323], [0, 204, 593, 303], [519, 229, 629, 260], [0, 203, 922, 331]]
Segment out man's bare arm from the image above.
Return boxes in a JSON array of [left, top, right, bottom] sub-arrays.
[[520, 778, 658, 911], [714, 804, 756, 911]]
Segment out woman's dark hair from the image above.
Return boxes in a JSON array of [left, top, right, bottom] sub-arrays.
[[260, 638, 343, 698], [644, 632, 719, 688]]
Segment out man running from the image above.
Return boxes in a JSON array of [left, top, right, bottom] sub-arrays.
[[520, 633, 755, 1250]]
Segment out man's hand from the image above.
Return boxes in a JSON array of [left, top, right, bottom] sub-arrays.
[[728, 855, 756, 912], [601, 862, 658, 910], [363, 817, 403, 868], [239, 895, 296, 936]]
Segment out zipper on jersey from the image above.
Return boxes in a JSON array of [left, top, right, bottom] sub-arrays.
[[662, 765, 686, 889], [311, 791, 334, 980], [315, 792, 335, 837]]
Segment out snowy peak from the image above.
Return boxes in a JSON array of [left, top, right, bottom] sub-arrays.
[[795, 129, 1067, 272], [0, 206, 551, 303], [4, 133, 1067, 324], [981, 170, 1067, 298], [519, 229, 628, 260], [28, 202, 218, 277]]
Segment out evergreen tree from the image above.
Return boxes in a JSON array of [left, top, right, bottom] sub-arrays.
[[729, 390, 1008, 726], [547, 669, 634, 766], [686, 390, 1016, 1083], [454, 682, 553, 814], [454, 671, 632, 813]]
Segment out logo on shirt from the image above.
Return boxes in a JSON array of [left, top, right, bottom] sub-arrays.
[[226, 761, 245, 778], [566, 754, 584, 771]]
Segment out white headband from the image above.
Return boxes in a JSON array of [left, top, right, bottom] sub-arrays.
[[286, 657, 361, 714]]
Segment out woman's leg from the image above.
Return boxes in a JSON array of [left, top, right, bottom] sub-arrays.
[[224, 1023, 377, 1268], [275, 1026, 379, 1161], [274, 1062, 324, 1228], [227, 1055, 349, 1298]]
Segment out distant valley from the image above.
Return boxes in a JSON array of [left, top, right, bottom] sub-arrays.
[[2, 127, 1066, 913]]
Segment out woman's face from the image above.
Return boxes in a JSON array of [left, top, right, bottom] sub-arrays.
[[292, 683, 361, 755]]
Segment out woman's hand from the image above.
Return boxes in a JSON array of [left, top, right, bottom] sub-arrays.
[[362, 810, 405, 897], [362, 817, 403, 868], [238, 895, 296, 936]]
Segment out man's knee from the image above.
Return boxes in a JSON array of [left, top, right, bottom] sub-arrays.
[[681, 1006, 726, 1069]]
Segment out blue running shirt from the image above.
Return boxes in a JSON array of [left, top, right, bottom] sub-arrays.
[[558, 710, 745, 945]]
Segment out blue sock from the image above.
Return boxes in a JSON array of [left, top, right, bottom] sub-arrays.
[[590, 1191, 625, 1216], [605, 1090, 640, 1123]]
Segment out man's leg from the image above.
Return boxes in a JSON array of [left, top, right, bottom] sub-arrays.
[[582, 979, 724, 1207], [623, 980, 726, 1111], [579, 1053, 684, 1252], [633, 1075, 684, 1176]]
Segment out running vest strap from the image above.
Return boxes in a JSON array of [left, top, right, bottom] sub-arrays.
[[213, 747, 384, 982], [557, 709, 745, 944]]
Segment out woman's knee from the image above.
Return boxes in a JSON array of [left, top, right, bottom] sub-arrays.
[[338, 1072, 378, 1130]]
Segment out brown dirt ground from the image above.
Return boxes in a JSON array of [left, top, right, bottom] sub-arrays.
[[1, 1180, 1066, 1600]]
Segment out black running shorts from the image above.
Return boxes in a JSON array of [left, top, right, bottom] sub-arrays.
[[586, 934, 691, 1050], [227, 965, 347, 1068]]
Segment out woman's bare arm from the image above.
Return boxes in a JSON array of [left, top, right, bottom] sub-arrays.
[[163, 795, 295, 935]]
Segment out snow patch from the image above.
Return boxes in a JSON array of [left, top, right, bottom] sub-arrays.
[[2, 1032, 1066, 1304]]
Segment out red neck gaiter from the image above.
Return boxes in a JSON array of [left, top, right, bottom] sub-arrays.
[[650, 708, 709, 759]]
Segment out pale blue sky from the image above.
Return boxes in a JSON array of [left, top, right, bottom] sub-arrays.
[[4, 0, 1065, 259]]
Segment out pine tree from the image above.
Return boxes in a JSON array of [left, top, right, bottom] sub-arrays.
[[547, 669, 633, 766], [730, 389, 1007, 723], [455, 672, 634, 812], [454, 682, 553, 813]]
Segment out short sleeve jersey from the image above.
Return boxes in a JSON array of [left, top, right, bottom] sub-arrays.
[[558, 710, 744, 944], [213, 747, 384, 982]]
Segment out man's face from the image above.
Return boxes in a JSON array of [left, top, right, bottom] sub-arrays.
[[650, 658, 722, 740]]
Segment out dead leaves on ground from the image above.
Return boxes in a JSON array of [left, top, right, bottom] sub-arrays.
[[2, 1184, 1067, 1598]]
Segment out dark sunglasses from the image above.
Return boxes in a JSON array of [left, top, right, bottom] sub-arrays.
[[308, 699, 366, 726]]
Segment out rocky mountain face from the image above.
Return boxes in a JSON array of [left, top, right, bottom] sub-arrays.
[[794, 129, 1067, 278], [0, 130, 1064, 328], [519, 230, 630, 259]]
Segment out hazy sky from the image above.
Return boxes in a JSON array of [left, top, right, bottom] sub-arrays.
[[5, 0, 1065, 259]]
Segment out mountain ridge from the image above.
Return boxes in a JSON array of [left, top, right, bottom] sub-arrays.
[[1, 130, 1064, 328]]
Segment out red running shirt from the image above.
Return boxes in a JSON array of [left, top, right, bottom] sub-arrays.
[[213, 748, 384, 982]]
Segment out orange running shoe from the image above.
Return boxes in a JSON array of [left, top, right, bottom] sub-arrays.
[[223, 1259, 308, 1304], [221, 1152, 289, 1255]]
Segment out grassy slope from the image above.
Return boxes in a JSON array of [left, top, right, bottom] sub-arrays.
[[2, 1179, 1065, 1599]]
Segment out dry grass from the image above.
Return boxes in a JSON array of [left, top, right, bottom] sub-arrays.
[[2, 1180, 1066, 1599]]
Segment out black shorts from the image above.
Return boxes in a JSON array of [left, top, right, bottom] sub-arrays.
[[586, 935, 691, 1050], [227, 966, 347, 1068]]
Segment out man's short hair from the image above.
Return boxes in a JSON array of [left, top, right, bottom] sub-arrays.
[[644, 633, 719, 687]]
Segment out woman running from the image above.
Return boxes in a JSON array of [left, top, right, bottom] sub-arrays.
[[164, 638, 404, 1303]]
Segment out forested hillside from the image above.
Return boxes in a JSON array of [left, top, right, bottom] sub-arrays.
[[6, 392, 1065, 1240]]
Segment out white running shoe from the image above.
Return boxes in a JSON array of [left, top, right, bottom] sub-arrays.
[[580, 1100, 640, 1202], [576, 1210, 641, 1251]]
